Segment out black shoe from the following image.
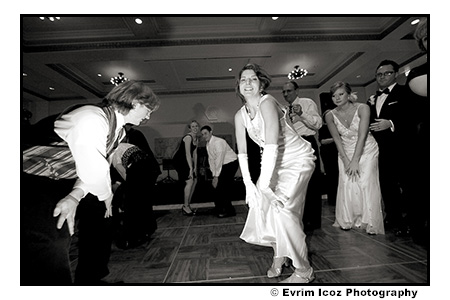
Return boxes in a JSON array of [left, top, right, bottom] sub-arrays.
[[181, 205, 194, 216], [218, 210, 236, 218], [394, 226, 411, 237]]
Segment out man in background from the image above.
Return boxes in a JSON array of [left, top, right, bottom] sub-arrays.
[[282, 81, 323, 230], [201, 125, 238, 218]]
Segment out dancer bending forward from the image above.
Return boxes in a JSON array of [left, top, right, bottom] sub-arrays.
[[235, 63, 316, 283]]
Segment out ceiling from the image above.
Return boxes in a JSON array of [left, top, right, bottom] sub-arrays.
[[21, 15, 426, 102]]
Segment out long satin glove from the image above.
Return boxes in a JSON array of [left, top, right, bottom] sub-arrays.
[[257, 144, 284, 211], [238, 154, 258, 208]]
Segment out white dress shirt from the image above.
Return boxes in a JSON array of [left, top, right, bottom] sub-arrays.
[[375, 83, 397, 117], [375, 83, 397, 132], [206, 135, 237, 177], [291, 97, 322, 136], [54, 106, 126, 201]]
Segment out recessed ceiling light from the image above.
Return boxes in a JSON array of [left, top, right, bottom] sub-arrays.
[[356, 75, 361, 78], [23, 72, 28, 77], [97, 73, 102, 77], [49, 87, 55, 90], [272, 17, 279, 21], [228, 68, 233, 72], [135, 18, 143, 25], [411, 19, 420, 25]]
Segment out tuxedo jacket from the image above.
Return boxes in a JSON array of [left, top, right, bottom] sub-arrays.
[[367, 83, 409, 150]]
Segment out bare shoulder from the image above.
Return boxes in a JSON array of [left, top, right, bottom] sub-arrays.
[[357, 103, 370, 112]]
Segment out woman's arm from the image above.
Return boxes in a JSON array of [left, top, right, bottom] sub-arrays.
[[193, 147, 198, 176], [349, 104, 370, 175], [234, 110, 247, 155], [259, 96, 280, 145], [115, 162, 127, 181], [325, 111, 350, 166], [235, 109, 258, 207], [183, 134, 194, 170]]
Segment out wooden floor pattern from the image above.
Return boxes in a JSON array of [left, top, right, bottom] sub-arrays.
[[69, 200, 428, 285]]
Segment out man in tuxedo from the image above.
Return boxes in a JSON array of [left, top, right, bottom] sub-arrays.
[[367, 60, 406, 232]]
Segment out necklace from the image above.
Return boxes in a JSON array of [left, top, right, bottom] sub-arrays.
[[244, 102, 264, 157], [336, 103, 356, 125]]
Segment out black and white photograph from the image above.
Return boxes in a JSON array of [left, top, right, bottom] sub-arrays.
[[10, 5, 443, 299]]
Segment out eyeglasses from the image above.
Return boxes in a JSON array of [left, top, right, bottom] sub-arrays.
[[137, 103, 153, 119], [376, 71, 394, 78]]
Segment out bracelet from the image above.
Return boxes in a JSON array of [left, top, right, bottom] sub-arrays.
[[66, 194, 80, 206]]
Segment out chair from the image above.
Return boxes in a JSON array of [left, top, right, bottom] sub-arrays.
[[161, 158, 176, 183]]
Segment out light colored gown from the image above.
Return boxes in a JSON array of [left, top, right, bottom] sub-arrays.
[[239, 95, 316, 270], [330, 104, 384, 234]]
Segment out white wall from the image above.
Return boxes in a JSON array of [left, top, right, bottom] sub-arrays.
[[24, 83, 386, 153]]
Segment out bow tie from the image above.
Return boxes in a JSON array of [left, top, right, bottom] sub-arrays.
[[376, 88, 390, 97]]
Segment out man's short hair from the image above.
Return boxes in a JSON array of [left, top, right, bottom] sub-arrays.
[[201, 125, 212, 132]]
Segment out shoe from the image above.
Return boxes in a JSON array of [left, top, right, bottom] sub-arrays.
[[218, 210, 236, 218], [181, 205, 194, 216], [280, 268, 315, 283], [267, 257, 289, 278], [394, 226, 411, 237]]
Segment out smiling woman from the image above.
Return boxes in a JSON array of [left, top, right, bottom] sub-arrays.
[[234, 63, 317, 283]]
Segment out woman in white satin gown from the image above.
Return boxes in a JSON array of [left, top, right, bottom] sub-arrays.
[[234, 63, 316, 283], [325, 81, 384, 235]]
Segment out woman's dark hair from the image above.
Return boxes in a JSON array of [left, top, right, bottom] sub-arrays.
[[235, 63, 272, 104], [103, 80, 160, 114]]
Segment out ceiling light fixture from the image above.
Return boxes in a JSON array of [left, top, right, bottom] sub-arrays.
[[110, 72, 129, 86], [39, 17, 61, 22], [272, 17, 279, 20], [411, 18, 420, 25], [288, 65, 308, 80], [135, 18, 143, 25]]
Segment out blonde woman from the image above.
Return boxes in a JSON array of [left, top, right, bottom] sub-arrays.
[[173, 120, 200, 215], [325, 81, 384, 235]]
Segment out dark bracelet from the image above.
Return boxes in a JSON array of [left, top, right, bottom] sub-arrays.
[[66, 194, 80, 206]]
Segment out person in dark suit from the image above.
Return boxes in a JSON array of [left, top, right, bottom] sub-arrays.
[[398, 18, 429, 245], [110, 126, 161, 249], [367, 60, 406, 232]]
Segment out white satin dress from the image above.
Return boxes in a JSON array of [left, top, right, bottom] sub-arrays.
[[239, 95, 316, 270], [330, 104, 384, 234]]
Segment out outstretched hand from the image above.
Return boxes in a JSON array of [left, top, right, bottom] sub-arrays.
[[53, 195, 79, 235]]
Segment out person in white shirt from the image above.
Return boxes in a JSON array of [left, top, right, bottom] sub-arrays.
[[201, 125, 238, 218], [22, 80, 160, 285], [282, 81, 323, 230]]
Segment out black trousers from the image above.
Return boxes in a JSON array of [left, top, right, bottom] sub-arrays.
[[21, 173, 113, 285], [319, 143, 339, 205], [118, 161, 158, 242], [21, 173, 75, 285], [377, 144, 402, 228], [213, 160, 239, 214], [74, 195, 113, 284], [301, 135, 322, 230]]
